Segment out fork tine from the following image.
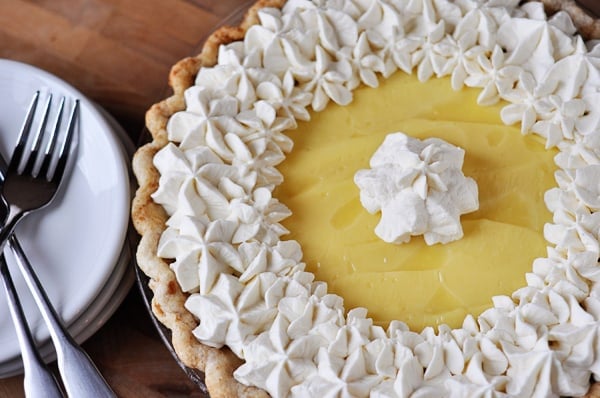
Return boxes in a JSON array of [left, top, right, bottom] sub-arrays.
[[37, 97, 65, 180], [8, 91, 40, 173], [48, 99, 78, 184], [22, 94, 53, 177]]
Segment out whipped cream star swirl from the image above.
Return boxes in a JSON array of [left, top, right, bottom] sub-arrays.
[[354, 132, 479, 245], [149, 0, 600, 396]]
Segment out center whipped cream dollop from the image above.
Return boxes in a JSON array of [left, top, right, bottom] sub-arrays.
[[354, 132, 478, 245], [149, 0, 600, 396]]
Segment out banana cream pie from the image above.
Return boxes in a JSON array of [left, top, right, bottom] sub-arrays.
[[133, 0, 600, 396]]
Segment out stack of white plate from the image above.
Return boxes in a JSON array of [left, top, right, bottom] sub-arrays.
[[0, 59, 134, 377]]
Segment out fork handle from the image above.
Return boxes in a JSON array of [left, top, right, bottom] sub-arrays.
[[9, 236, 116, 398], [0, 204, 24, 254], [0, 255, 64, 398]]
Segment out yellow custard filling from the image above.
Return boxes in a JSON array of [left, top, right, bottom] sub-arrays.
[[274, 72, 557, 331]]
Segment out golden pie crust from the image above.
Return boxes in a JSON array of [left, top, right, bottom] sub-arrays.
[[132, 2, 284, 396], [131, 1, 600, 397], [534, 0, 600, 39]]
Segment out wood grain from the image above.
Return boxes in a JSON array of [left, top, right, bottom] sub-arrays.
[[0, 0, 247, 136], [0, 0, 599, 397]]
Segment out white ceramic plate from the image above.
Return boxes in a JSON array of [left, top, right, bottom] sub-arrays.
[[0, 241, 134, 377], [0, 59, 131, 364], [0, 101, 136, 377]]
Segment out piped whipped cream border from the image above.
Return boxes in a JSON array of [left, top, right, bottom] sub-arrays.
[[150, 0, 600, 396]]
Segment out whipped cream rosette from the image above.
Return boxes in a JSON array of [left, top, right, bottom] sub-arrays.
[[354, 132, 479, 245], [134, 0, 600, 396]]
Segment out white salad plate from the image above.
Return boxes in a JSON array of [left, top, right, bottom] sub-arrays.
[[0, 241, 134, 377], [0, 59, 132, 370]]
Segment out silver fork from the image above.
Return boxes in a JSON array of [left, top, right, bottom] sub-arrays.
[[0, 253, 63, 397], [0, 92, 115, 397], [0, 91, 76, 252]]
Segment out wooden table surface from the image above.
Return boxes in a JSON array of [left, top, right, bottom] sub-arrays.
[[0, 0, 254, 397], [1, 1, 600, 397]]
